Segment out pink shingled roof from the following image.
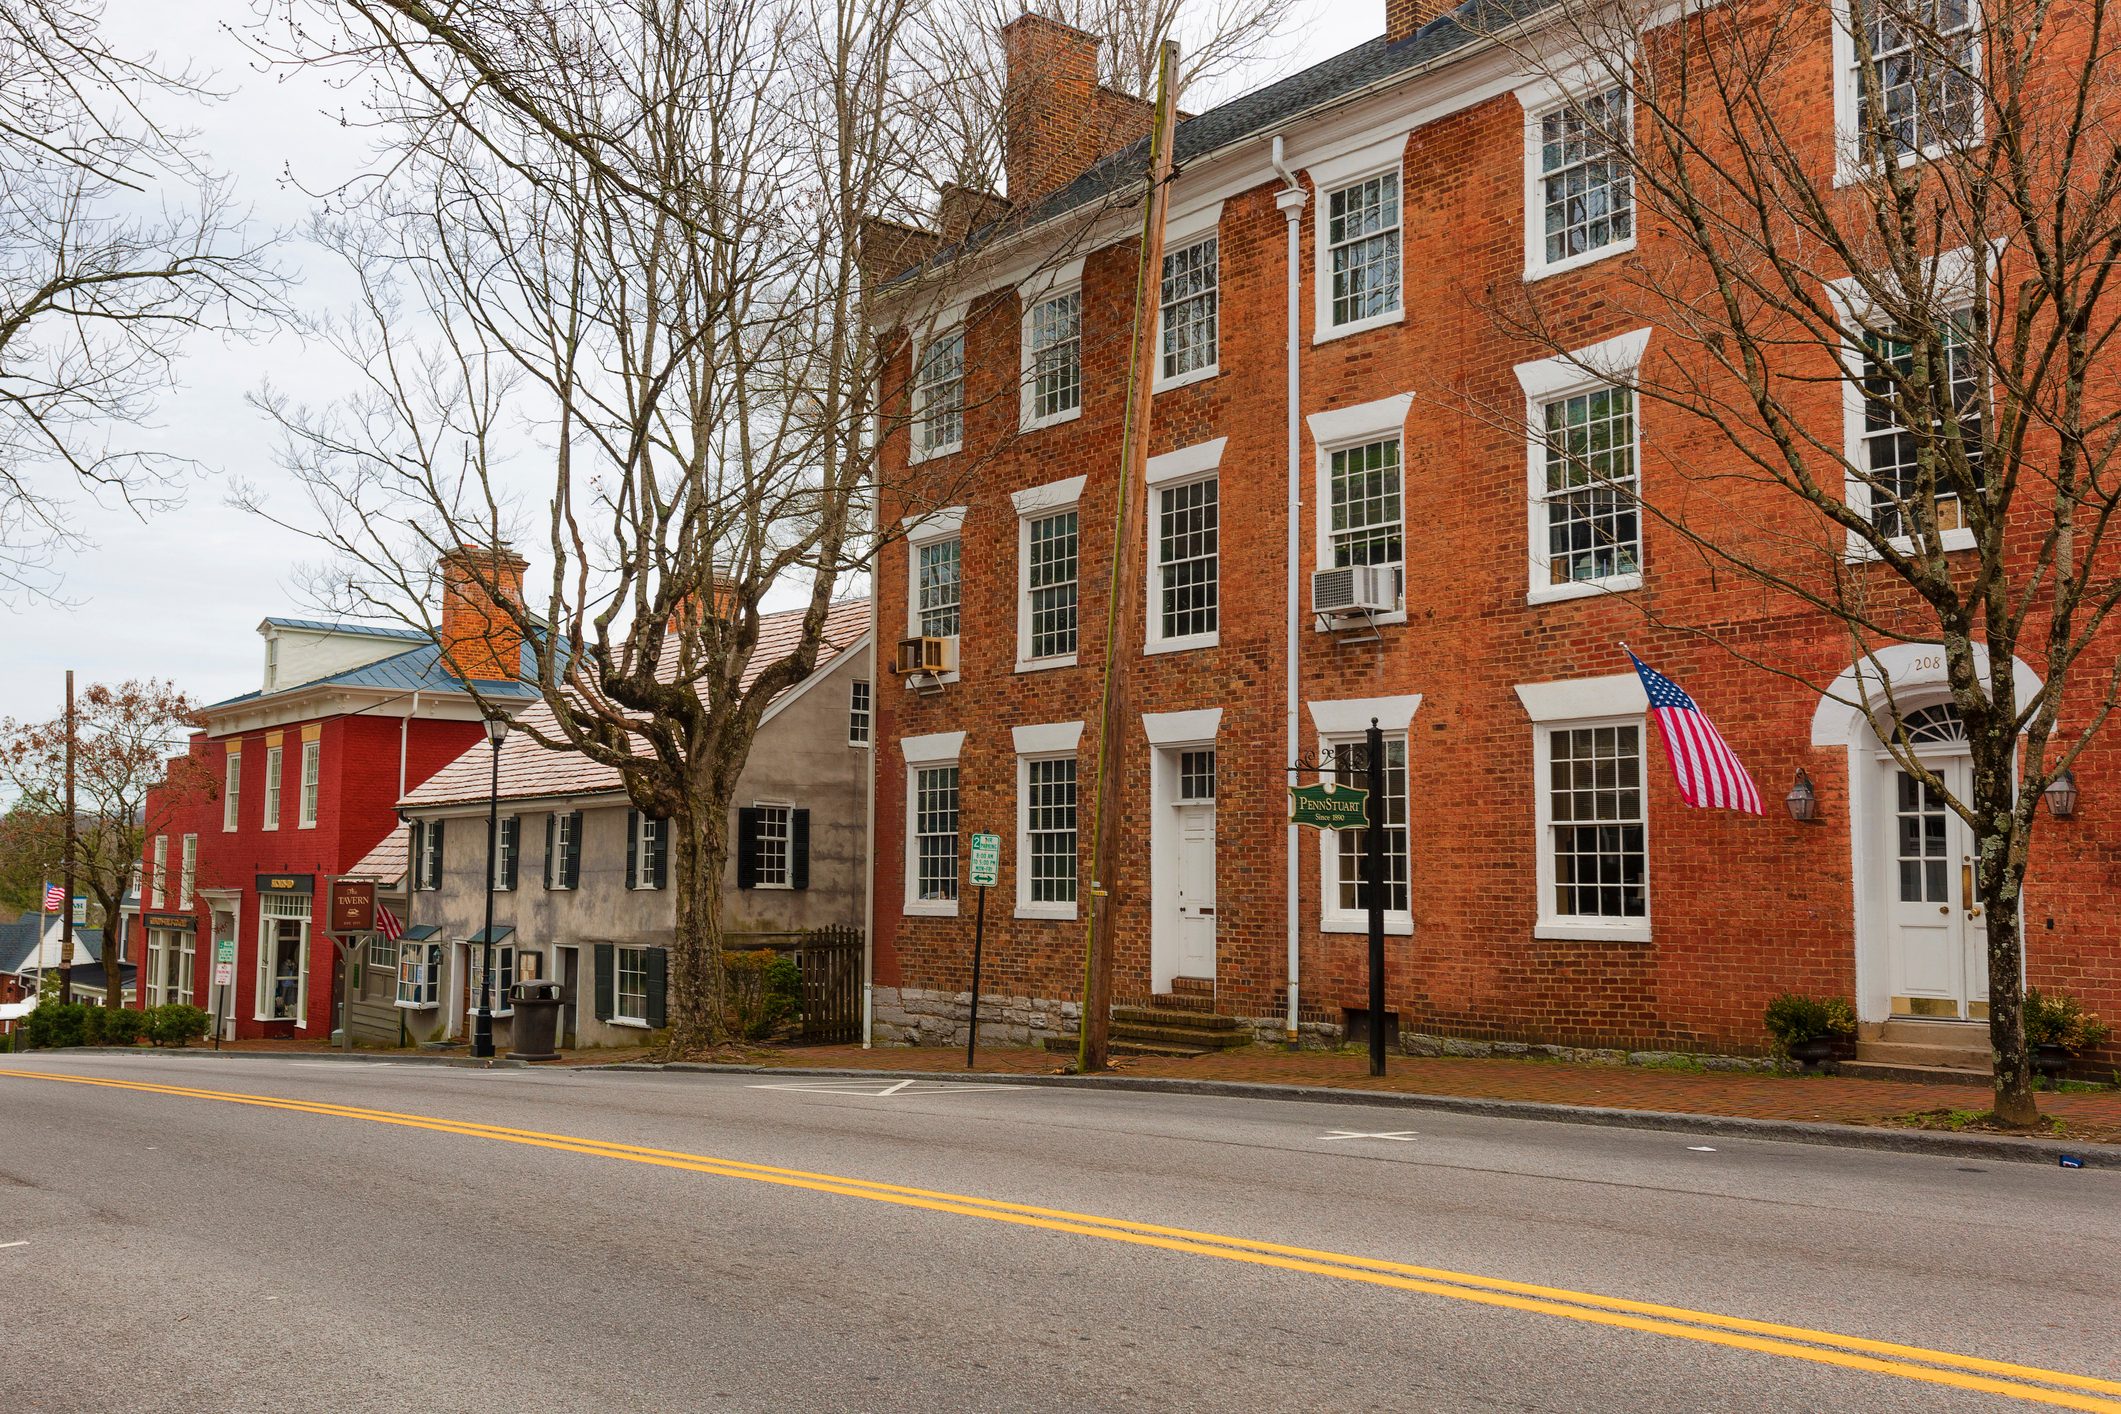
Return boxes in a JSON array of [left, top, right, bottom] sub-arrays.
[[401, 598, 869, 809], [346, 826, 408, 886]]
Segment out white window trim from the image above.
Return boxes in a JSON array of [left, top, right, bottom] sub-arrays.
[[750, 802, 795, 891], [1013, 721, 1084, 922], [262, 744, 282, 831], [222, 751, 240, 832], [150, 834, 167, 909], [1308, 394, 1414, 628], [1306, 696, 1417, 936], [1828, 0, 1985, 189], [848, 678, 872, 748], [298, 739, 320, 830], [1517, 73, 1639, 282], [1514, 328, 1652, 604], [1019, 257, 1086, 432], [1013, 475, 1087, 672], [178, 834, 196, 911], [1145, 438, 1226, 655], [394, 940, 441, 1010], [1529, 713, 1654, 943], [902, 731, 965, 918], [1153, 201, 1226, 393], [1309, 133, 1410, 345], [254, 896, 311, 1024], [903, 506, 966, 685], [1825, 255, 1983, 559], [613, 944, 652, 1025], [908, 307, 968, 464]]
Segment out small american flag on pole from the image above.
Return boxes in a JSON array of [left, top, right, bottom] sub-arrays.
[[1626, 648, 1764, 815], [42, 883, 65, 912], [376, 905, 405, 942]]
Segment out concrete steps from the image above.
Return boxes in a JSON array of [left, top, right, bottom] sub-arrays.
[[1050, 999, 1254, 1059], [1852, 1018, 1991, 1081]]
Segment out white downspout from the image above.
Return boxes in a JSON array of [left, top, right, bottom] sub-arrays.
[[398, 691, 420, 801], [1272, 135, 1307, 1046]]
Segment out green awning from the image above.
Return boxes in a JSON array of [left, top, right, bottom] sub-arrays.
[[467, 925, 515, 945], [399, 925, 440, 942]]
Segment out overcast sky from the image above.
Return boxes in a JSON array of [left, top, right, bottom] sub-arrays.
[[2, 0, 1376, 728]]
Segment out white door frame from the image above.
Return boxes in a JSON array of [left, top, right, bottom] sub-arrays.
[[1143, 710, 1221, 994]]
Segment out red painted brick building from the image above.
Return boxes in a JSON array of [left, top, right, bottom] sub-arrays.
[[130, 549, 535, 1039], [862, 5, 2121, 1068]]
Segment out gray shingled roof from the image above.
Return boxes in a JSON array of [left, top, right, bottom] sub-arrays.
[[884, 0, 1553, 287]]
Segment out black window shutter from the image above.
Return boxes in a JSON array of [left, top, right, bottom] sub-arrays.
[[625, 809, 640, 890], [593, 943, 615, 1020], [565, 811, 584, 887], [791, 809, 811, 890], [544, 813, 557, 889], [432, 820, 444, 885], [501, 817, 519, 889], [651, 819, 668, 890], [410, 822, 423, 889], [646, 948, 668, 1028], [736, 807, 759, 890]]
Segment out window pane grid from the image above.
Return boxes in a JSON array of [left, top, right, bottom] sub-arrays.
[[915, 766, 959, 902], [616, 947, 649, 1022], [1541, 89, 1634, 264], [1895, 770, 1951, 902], [1026, 758, 1077, 904], [848, 679, 871, 744], [1549, 725, 1647, 919], [915, 330, 964, 453], [1328, 174, 1401, 326], [1542, 385, 1639, 583], [1161, 236, 1219, 378], [1027, 510, 1079, 659], [1329, 439, 1403, 574], [1856, 0, 1979, 161], [1030, 291, 1082, 420], [754, 806, 791, 887], [1178, 749, 1216, 802], [1157, 478, 1219, 640], [917, 538, 961, 638], [1330, 738, 1409, 914], [1863, 316, 1978, 537]]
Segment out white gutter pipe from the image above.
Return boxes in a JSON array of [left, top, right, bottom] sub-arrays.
[[398, 690, 421, 801], [1272, 135, 1307, 1045]]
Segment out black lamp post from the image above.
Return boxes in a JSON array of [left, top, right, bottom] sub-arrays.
[[471, 713, 509, 1059]]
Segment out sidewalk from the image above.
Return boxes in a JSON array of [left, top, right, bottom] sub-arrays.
[[718, 1042, 2121, 1147]]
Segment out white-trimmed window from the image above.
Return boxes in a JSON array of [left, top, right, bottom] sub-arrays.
[[1860, 313, 1978, 540], [1517, 674, 1652, 942], [752, 805, 793, 888], [1515, 330, 1651, 603], [150, 834, 167, 909], [298, 739, 320, 828], [395, 940, 440, 1008], [1524, 86, 1634, 277], [1178, 748, 1216, 802], [848, 679, 871, 746], [614, 945, 651, 1024], [912, 326, 965, 460], [263, 744, 282, 830], [901, 729, 965, 917], [1160, 235, 1218, 382], [1834, 0, 1981, 179], [222, 749, 240, 831], [256, 892, 311, 1022], [1309, 396, 1412, 623], [1154, 478, 1218, 648], [1013, 475, 1085, 670], [146, 927, 195, 1007], [1309, 696, 1420, 935], [916, 538, 959, 637], [468, 943, 517, 1017], [1327, 173, 1401, 329], [367, 932, 398, 970], [178, 834, 196, 910], [1013, 721, 1083, 921], [1025, 288, 1082, 427]]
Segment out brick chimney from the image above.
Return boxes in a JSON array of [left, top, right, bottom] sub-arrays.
[[436, 543, 528, 683], [858, 213, 940, 287], [1001, 13, 1104, 204], [1387, 0, 1454, 43], [937, 182, 1011, 244]]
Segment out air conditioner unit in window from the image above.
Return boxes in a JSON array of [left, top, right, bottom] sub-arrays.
[[1311, 564, 1398, 618], [894, 635, 955, 678]]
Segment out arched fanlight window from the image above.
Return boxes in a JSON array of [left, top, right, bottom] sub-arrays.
[[1896, 703, 1967, 744]]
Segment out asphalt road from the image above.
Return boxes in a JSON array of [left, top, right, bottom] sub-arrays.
[[2, 1051, 2117, 1413]]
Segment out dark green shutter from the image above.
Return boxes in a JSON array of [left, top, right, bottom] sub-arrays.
[[544, 813, 556, 889], [593, 943, 614, 1020], [408, 822, 421, 889], [736, 807, 759, 889], [651, 819, 668, 889], [645, 947, 668, 1028], [431, 820, 444, 885], [501, 817, 519, 889], [791, 809, 811, 890], [625, 810, 640, 890], [565, 811, 584, 887]]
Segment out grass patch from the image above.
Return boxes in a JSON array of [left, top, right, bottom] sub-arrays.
[[1888, 1106, 2066, 1136]]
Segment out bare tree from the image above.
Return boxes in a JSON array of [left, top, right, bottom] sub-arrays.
[[0, 680, 211, 999], [0, 0, 281, 600], [1475, 0, 2121, 1122]]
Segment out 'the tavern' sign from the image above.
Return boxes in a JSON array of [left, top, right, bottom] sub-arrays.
[[1288, 781, 1369, 830]]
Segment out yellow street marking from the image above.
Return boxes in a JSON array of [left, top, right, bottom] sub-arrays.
[[8, 1067, 2117, 1410]]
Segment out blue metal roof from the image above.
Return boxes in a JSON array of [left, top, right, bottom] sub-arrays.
[[308, 641, 541, 697], [262, 618, 429, 641]]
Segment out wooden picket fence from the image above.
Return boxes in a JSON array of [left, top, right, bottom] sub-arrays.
[[722, 925, 863, 1044]]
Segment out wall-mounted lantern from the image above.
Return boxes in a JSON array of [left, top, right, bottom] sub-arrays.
[[1785, 769, 1820, 824], [2045, 769, 2079, 820]]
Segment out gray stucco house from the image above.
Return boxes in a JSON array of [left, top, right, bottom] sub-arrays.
[[347, 600, 871, 1050]]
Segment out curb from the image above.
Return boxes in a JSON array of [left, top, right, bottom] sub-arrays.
[[588, 1062, 2102, 1166], [25, 1046, 531, 1069]]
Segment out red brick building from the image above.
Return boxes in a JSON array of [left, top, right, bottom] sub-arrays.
[[862, 5, 2121, 1069], [130, 549, 535, 1039]]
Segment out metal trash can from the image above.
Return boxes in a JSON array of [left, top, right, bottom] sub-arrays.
[[508, 979, 564, 1061]]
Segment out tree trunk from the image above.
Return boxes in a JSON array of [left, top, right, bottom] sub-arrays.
[[665, 797, 732, 1055], [1981, 819, 2038, 1126]]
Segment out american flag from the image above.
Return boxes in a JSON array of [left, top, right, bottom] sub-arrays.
[[376, 905, 405, 942], [1626, 649, 1764, 815], [42, 883, 65, 912]]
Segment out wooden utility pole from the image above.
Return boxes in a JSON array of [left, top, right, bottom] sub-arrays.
[[60, 670, 76, 1005], [1080, 41, 1180, 1073]]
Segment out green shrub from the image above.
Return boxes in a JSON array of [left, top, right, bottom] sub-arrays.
[[1763, 994, 1857, 1051], [23, 1001, 89, 1050], [146, 1004, 210, 1048], [722, 950, 804, 1041], [95, 1007, 146, 1047], [2024, 989, 2111, 1054]]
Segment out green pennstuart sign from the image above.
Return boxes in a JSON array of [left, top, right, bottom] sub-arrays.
[[1289, 780, 1369, 830]]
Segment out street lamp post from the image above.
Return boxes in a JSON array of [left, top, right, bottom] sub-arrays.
[[472, 713, 509, 1059]]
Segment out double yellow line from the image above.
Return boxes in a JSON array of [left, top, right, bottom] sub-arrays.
[[8, 1066, 2117, 1410]]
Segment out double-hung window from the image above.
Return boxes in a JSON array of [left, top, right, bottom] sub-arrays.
[[1013, 474, 1086, 670], [614, 946, 651, 1025], [1515, 329, 1652, 602], [912, 327, 964, 459], [1312, 729, 1411, 934], [222, 749, 240, 831], [1328, 439, 1403, 585], [179, 835, 196, 910], [414, 819, 444, 891], [263, 744, 282, 830], [912, 767, 959, 907], [1013, 721, 1083, 921], [1861, 314, 1978, 540], [298, 739, 320, 828], [1327, 174, 1402, 328], [1838, 0, 1980, 172], [1153, 477, 1218, 649], [1159, 235, 1219, 383], [544, 811, 583, 890], [1518, 674, 1652, 941], [150, 834, 167, 909], [1527, 87, 1634, 275], [492, 816, 519, 891], [468, 944, 517, 1017], [917, 538, 960, 638], [848, 679, 871, 746], [750, 805, 793, 888], [1020, 262, 1085, 430]]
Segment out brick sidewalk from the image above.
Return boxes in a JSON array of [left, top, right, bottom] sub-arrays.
[[745, 1042, 2121, 1145]]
